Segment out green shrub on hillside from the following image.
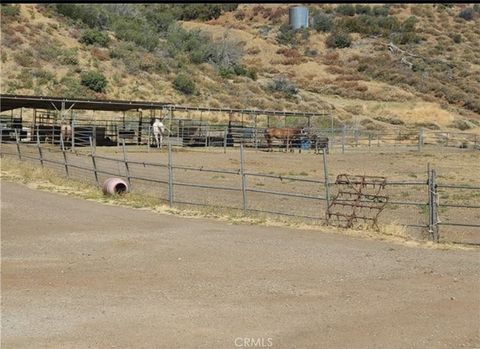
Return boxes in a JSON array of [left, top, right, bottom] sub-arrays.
[[335, 4, 355, 16], [1, 4, 20, 17], [450, 119, 472, 130], [336, 13, 419, 44], [326, 33, 352, 48], [312, 12, 333, 32], [112, 19, 159, 51], [219, 64, 257, 80], [36, 43, 63, 62], [267, 76, 299, 97], [55, 4, 236, 34], [459, 7, 475, 21], [167, 26, 211, 61], [372, 5, 390, 16], [166, 24, 244, 70], [59, 49, 79, 65], [173, 74, 195, 94], [177, 4, 221, 21], [401, 16, 417, 32], [355, 5, 371, 15], [451, 33, 462, 43], [80, 29, 110, 47], [59, 75, 91, 98], [80, 70, 107, 93], [276, 24, 310, 47], [55, 4, 110, 29], [144, 8, 176, 33], [14, 50, 36, 67], [276, 24, 296, 45]]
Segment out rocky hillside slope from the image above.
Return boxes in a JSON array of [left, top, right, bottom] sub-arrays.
[[1, 4, 479, 132]]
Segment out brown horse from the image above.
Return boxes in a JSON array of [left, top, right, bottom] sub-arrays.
[[264, 127, 305, 152]]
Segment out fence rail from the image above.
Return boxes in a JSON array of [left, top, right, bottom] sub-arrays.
[[2, 115, 479, 154], [1, 138, 478, 244]]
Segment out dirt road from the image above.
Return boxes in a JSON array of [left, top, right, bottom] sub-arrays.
[[1, 181, 479, 348]]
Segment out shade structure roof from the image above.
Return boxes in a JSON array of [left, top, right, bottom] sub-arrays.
[[0, 94, 169, 113], [0, 94, 329, 117]]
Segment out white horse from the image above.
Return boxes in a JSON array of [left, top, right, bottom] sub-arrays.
[[152, 119, 166, 148]]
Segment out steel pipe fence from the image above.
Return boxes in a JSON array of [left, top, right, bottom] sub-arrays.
[[1, 140, 478, 244], [4, 115, 479, 154]]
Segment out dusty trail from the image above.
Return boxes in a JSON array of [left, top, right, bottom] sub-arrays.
[[1, 181, 479, 348]]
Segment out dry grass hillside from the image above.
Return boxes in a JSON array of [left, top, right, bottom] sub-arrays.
[[1, 3, 479, 132]]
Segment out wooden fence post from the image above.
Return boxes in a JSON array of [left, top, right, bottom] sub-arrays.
[[167, 143, 174, 207], [240, 144, 248, 213], [341, 126, 346, 154], [15, 129, 21, 160], [322, 148, 330, 222], [60, 133, 69, 178], [89, 136, 99, 186], [36, 130, 44, 168], [122, 139, 131, 187]]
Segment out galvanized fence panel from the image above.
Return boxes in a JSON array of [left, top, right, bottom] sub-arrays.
[[1, 140, 478, 244]]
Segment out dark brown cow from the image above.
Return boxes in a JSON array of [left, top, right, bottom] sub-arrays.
[[264, 127, 305, 152]]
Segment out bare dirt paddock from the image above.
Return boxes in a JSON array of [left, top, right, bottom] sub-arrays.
[[67, 144, 480, 243], [1, 181, 479, 349]]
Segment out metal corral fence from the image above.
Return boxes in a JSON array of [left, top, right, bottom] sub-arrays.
[[2, 111, 479, 153], [1, 131, 479, 244]]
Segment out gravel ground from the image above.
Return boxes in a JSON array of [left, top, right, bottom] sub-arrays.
[[1, 181, 479, 349]]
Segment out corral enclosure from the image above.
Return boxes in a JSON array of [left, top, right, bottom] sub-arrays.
[[1, 140, 479, 245], [1, 94, 479, 244], [2, 95, 479, 152]]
